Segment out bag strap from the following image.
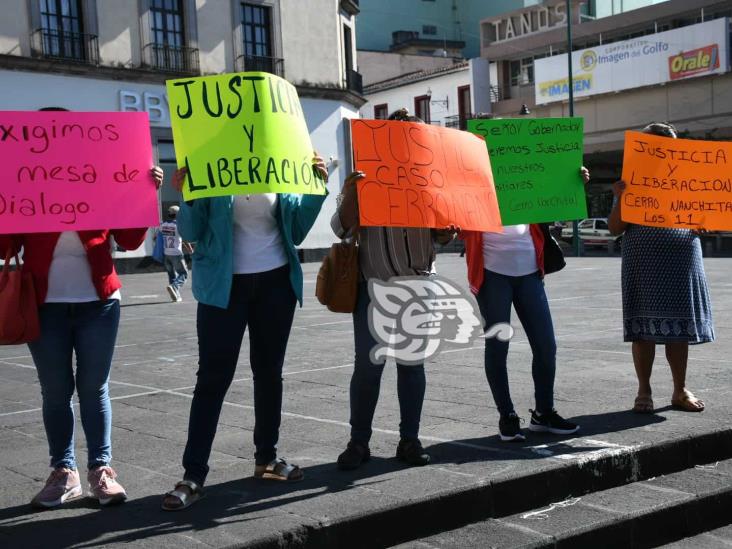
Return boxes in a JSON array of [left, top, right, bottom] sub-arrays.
[[1, 247, 19, 281]]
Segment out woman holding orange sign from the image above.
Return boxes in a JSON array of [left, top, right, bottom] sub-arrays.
[[608, 122, 715, 414]]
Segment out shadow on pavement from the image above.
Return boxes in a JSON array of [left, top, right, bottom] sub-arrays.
[[425, 409, 667, 464], [0, 457, 404, 548]]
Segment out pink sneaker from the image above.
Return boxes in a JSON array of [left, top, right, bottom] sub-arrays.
[[88, 466, 127, 506], [31, 467, 83, 509]]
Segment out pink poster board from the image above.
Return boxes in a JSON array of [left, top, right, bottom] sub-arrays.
[[0, 111, 159, 234]]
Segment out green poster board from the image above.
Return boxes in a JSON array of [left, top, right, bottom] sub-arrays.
[[467, 117, 587, 225], [167, 72, 325, 200]]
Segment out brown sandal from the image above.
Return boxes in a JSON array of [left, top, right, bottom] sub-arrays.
[[633, 395, 654, 414]]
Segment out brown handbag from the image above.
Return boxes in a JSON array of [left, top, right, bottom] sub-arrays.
[[0, 249, 40, 345], [315, 238, 359, 313]]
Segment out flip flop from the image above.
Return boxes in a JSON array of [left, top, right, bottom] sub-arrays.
[[161, 480, 204, 511], [633, 395, 654, 414], [671, 392, 705, 412]]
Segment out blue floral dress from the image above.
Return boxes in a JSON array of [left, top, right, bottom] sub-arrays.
[[621, 225, 714, 344]]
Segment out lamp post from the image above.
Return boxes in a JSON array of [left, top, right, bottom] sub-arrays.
[[567, 0, 581, 257]]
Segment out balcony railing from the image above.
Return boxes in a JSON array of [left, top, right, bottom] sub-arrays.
[[346, 69, 363, 94], [490, 85, 504, 102], [444, 113, 474, 130], [142, 43, 199, 74], [235, 55, 285, 77], [340, 0, 360, 15], [31, 28, 98, 64]]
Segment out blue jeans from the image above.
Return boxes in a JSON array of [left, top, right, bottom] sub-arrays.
[[164, 254, 188, 291], [182, 265, 296, 486], [27, 299, 120, 470], [349, 281, 426, 445], [476, 269, 556, 417]]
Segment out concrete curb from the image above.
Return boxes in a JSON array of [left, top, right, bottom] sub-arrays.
[[232, 428, 732, 549]]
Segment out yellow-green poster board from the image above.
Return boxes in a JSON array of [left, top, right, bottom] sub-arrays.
[[467, 117, 587, 225], [166, 72, 325, 200]]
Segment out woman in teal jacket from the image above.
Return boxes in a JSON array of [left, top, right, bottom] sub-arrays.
[[162, 155, 328, 510]]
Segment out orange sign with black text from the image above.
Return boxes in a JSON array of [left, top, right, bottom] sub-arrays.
[[350, 119, 503, 232], [620, 131, 732, 231]]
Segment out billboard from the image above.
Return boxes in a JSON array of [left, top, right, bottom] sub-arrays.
[[534, 18, 729, 105]]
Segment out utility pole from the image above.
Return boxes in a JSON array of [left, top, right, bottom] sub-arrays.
[[567, 0, 581, 257]]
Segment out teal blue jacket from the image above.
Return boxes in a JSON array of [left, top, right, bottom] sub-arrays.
[[178, 193, 327, 309]]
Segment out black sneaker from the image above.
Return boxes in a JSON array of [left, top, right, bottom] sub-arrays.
[[498, 412, 525, 442], [396, 438, 431, 466], [337, 440, 370, 471], [529, 409, 579, 435]]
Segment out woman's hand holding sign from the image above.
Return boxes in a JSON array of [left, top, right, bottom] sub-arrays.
[[337, 170, 364, 233], [151, 166, 164, 189], [170, 167, 188, 194], [312, 153, 328, 182]]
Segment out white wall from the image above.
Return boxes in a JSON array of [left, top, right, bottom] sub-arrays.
[[300, 98, 360, 249], [362, 67, 471, 124], [358, 50, 457, 86], [98, 1, 139, 67], [0, 0, 28, 56]]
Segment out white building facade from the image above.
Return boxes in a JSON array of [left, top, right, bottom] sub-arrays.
[[0, 0, 364, 260]]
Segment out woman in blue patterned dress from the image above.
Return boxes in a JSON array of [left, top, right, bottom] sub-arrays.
[[608, 122, 714, 414]]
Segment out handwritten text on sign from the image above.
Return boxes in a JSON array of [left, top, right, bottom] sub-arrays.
[[0, 111, 158, 234], [167, 72, 324, 201], [467, 117, 587, 225], [621, 131, 732, 230], [351, 119, 502, 232]]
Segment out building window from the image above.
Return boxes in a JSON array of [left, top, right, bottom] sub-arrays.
[[235, 2, 283, 75], [34, 0, 97, 62], [242, 4, 272, 58], [414, 95, 431, 124], [422, 25, 437, 35], [510, 57, 534, 86], [143, 0, 198, 73], [374, 104, 388, 119], [151, 0, 185, 49]]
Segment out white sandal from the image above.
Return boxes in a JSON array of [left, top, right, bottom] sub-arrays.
[[161, 480, 204, 511]]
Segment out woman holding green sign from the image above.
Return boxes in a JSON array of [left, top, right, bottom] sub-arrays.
[[461, 166, 589, 443], [608, 122, 714, 415], [161, 154, 328, 511]]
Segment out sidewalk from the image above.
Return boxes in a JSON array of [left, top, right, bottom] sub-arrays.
[[0, 257, 729, 548]]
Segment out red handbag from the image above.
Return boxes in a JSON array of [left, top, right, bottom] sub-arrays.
[[0, 249, 40, 344]]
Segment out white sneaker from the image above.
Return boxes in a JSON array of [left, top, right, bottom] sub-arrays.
[[166, 285, 178, 302]]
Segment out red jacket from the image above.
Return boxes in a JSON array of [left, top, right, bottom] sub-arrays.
[[0, 229, 147, 306], [461, 225, 545, 295]]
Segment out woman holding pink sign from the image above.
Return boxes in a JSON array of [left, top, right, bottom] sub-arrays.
[[0, 158, 164, 510]]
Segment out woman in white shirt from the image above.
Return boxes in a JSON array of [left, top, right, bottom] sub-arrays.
[[461, 168, 589, 442]]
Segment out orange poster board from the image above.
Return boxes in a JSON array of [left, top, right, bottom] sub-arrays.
[[621, 131, 732, 230], [351, 119, 503, 232]]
